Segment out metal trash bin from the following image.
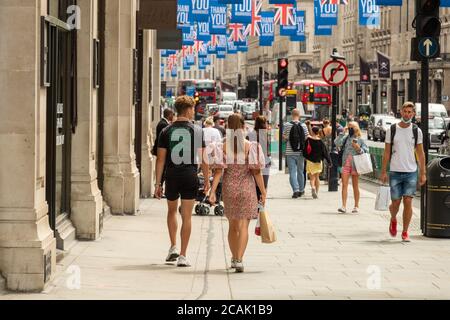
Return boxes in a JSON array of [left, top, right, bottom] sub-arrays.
[[426, 156, 450, 238]]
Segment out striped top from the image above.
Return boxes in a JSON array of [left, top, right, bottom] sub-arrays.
[[284, 121, 309, 156]]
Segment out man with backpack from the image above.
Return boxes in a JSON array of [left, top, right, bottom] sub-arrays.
[[283, 109, 309, 198], [381, 102, 427, 242]]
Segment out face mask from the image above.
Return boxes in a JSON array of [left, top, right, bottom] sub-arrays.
[[402, 117, 412, 124], [349, 128, 355, 137]]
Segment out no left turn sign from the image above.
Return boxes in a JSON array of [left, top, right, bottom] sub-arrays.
[[321, 60, 349, 87]]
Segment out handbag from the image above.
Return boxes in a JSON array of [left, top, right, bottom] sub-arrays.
[[353, 153, 373, 175], [375, 186, 391, 211], [259, 208, 277, 244]]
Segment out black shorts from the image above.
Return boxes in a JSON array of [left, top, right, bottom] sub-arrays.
[[165, 173, 199, 201]]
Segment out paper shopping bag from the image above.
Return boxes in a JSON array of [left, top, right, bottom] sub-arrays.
[[353, 153, 374, 175], [259, 209, 277, 244], [375, 186, 391, 211]]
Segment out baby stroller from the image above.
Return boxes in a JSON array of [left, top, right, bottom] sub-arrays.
[[195, 174, 224, 217]]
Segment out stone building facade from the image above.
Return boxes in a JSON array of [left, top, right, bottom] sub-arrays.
[[0, 0, 169, 291]]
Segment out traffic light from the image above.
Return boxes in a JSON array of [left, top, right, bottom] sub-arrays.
[[412, 0, 441, 60], [309, 84, 315, 103], [194, 92, 200, 104], [277, 58, 289, 97], [416, 0, 441, 38]]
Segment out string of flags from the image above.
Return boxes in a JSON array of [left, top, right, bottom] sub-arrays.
[[162, 0, 450, 78]]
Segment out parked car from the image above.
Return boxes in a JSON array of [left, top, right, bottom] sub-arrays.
[[428, 117, 447, 151], [241, 102, 256, 120], [415, 103, 448, 119], [216, 105, 234, 120], [373, 116, 401, 142], [367, 114, 387, 141]]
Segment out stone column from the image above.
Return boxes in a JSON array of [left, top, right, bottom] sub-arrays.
[[152, 32, 162, 129], [140, 30, 154, 198], [70, 0, 103, 239], [103, 0, 140, 215], [0, 0, 56, 291]]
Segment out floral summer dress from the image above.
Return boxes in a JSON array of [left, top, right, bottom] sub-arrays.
[[210, 141, 265, 220]]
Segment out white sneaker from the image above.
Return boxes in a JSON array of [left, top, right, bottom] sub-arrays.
[[165, 246, 179, 262], [231, 259, 237, 269], [177, 255, 191, 267], [352, 207, 359, 214], [235, 260, 244, 273], [338, 207, 347, 214]]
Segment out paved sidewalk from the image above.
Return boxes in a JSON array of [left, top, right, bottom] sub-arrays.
[[2, 172, 450, 300]]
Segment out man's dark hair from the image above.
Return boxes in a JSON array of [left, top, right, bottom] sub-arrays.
[[213, 115, 221, 123], [175, 96, 195, 115], [163, 108, 174, 119]]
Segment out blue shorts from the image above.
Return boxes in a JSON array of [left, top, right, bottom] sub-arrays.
[[389, 171, 418, 201]]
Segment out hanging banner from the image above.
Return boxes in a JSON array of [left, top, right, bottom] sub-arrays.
[[197, 21, 211, 42], [443, 0, 450, 7], [216, 35, 228, 51], [182, 25, 196, 45], [161, 64, 165, 78], [208, 38, 217, 54], [314, 0, 338, 26], [290, 10, 306, 41], [199, 58, 206, 70], [171, 65, 178, 77], [217, 50, 226, 59], [314, 2, 333, 36], [260, 11, 275, 46], [177, 0, 192, 31], [191, 0, 210, 22], [183, 58, 191, 70], [377, 51, 390, 79], [231, 0, 253, 24], [227, 38, 238, 54], [202, 56, 212, 66], [210, 0, 228, 34], [375, 0, 402, 5], [280, 7, 297, 35], [228, 23, 247, 45], [237, 42, 249, 52], [359, 0, 380, 27], [161, 50, 169, 57], [244, 0, 262, 36], [274, 3, 296, 26], [360, 56, 371, 84], [323, 0, 349, 3], [198, 42, 208, 57]]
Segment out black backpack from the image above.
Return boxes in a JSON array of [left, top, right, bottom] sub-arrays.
[[289, 122, 306, 152], [390, 124, 419, 158]]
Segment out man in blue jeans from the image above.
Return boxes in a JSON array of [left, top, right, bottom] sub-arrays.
[[381, 102, 427, 242], [283, 109, 309, 198]]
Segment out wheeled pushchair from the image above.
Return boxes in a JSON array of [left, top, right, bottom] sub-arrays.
[[195, 174, 224, 216]]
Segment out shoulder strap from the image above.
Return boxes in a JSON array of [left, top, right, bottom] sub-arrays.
[[390, 124, 396, 158], [413, 124, 419, 147]]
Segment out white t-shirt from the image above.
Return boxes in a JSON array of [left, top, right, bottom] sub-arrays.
[[203, 127, 222, 145], [385, 124, 423, 173]]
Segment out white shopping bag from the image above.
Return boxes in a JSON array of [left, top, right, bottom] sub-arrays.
[[353, 153, 374, 175], [375, 186, 391, 211]]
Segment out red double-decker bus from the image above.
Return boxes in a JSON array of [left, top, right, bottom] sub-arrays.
[[178, 79, 218, 118], [292, 80, 332, 119], [263, 80, 278, 108]]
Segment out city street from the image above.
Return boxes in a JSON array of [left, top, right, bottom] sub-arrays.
[[2, 171, 449, 300]]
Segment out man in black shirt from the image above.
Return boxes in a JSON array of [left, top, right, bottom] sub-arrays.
[[155, 96, 209, 268], [152, 108, 174, 156]]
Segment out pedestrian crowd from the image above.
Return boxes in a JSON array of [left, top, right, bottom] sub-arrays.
[[153, 96, 427, 272]]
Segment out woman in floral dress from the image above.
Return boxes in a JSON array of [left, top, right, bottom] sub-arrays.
[[209, 114, 266, 273]]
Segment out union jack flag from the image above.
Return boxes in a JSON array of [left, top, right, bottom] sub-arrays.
[[210, 35, 218, 47], [321, 0, 348, 4], [244, 0, 263, 37], [274, 4, 296, 26], [228, 23, 246, 43]]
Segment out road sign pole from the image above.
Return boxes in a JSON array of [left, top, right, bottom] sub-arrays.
[[259, 67, 264, 115], [329, 74, 339, 192], [421, 58, 429, 235], [279, 96, 285, 171]]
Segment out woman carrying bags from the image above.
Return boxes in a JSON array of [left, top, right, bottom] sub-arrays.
[[304, 126, 331, 199], [335, 121, 369, 214], [208, 114, 267, 273]]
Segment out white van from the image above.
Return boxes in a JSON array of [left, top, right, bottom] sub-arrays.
[[415, 103, 448, 118], [222, 92, 237, 103]]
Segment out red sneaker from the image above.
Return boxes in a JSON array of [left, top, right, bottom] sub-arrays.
[[402, 232, 411, 242], [389, 219, 398, 238]]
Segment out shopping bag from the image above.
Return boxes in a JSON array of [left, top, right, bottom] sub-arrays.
[[353, 153, 374, 175], [259, 209, 277, 244], [375, 186, 391, 211]]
